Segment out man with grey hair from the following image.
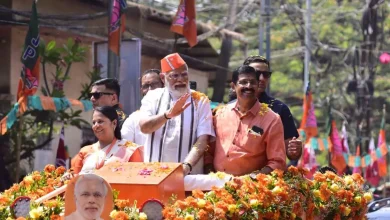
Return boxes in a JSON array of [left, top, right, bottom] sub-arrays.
[[65, 174, 107, 220], [139, 53, 215, 175]]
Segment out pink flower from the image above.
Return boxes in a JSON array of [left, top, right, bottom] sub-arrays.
[[379, 52, 390, 64]]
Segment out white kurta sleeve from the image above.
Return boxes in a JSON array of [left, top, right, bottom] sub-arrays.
[[196, 98, 215, 138], [121, 112, 137, 143], [139, 88, 164, 118]]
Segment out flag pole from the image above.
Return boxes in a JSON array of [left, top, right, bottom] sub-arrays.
[[15, 115, 23, 183], [382, 104, 387, 198]]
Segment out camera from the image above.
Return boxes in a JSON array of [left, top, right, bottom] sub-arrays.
[[190, 81, 197, 90]]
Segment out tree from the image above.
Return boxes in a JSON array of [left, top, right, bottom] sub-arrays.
[[3, 38, 102, 182]]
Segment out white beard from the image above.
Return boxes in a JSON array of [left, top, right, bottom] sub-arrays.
[[165, 77, 189, 99]]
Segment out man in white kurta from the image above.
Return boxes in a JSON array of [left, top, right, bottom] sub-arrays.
[[121, 69, 164, 145], [139, 53, 215, 175]]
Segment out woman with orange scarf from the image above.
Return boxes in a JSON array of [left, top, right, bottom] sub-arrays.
[[71, 106, 143, 174]]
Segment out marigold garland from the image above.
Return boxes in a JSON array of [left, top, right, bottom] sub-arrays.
[[163, 166, 372, 220], [1, 165, 372, 220]]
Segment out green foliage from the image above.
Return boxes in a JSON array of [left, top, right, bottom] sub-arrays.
[[5, 38, 100, 180]]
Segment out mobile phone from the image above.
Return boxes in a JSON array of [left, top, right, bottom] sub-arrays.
[[190, 81, 197, 90], [251, 125, 264, 135]]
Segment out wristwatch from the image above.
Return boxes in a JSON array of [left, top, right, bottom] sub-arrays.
[[183, 162, 192, 173]]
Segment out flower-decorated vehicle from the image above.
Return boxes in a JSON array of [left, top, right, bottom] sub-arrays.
[[1, 165, 373, 220]]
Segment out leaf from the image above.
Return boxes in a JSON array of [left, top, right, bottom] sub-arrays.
[[46, 41, 56, 51]]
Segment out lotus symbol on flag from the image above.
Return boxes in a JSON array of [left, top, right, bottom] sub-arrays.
[[379, 52, 390, 64], [22, 66, 38, 90], [110, 0, 121, 33], [172, 4, 188, 26]]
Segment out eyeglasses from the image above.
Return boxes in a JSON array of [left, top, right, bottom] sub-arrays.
[[167, 72, 188, 80], [141, 81, 162, 90], [256, 70, 272, 79], [89, 92, 114, 100], [237, 80, 258, 86]]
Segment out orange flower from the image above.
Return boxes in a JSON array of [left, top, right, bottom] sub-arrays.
[[313, 172, 327, 182], [197, 209, 208, 220], [351, 173, 365, 185], [16, 217, 26, 220], [55, 166, 66, 175], [44, 164, 56, 173], [32, 173, 42, 181], [214, 207, 226, 219], [44, 200, 59, 208], [50, 214, 61, 220], [115, 199, 131, 209], [114, 211, 130, 220], [192, 189, 204, 199]]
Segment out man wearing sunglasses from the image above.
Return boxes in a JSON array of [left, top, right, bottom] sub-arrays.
[[139, 53, 215, 175], [243, 55, 302, 165], [90, 78, 127, 129], [121, 69, 164, 145]]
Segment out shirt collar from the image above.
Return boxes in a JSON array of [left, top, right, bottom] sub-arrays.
[[229, 99, 261, 116]]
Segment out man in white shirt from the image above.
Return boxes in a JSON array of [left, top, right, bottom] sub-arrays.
[[139, 53, 215, 175], [121, 69, 163, 145]]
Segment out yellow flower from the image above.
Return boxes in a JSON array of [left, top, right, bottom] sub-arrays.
[[272, 186, 282, 194], [313, 190, 320, 197], [29, 207, 43, 219], [354, 196, 362, 203], [184, 214, 194, 220], [343, 206, 351, 216], [228, 204, 237, 213], [24, 175, 34, 185], [139, 212, 148, 220], [197, 199, 206, 208], [330, 184, 339, 192], [291, 213, 296, 218], [109, 210, 118, 219], [364, 192, 373, 202], [344, 176, 353, 185], [250, 199, 259, 207], [6, 217, 13, 220]]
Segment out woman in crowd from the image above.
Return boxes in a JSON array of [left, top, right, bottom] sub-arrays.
[[71, 106, 143, 174]]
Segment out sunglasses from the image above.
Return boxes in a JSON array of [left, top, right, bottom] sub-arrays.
[[256, 70, 272, 79], [89, 92, 114, 100]]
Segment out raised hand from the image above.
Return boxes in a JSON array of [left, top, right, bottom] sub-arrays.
[[165, 93, 191, 119]]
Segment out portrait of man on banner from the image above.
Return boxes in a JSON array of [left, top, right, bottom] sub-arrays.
[[65, 174, 113, 220]]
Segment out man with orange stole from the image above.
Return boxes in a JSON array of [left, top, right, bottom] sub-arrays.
[[138, 53, 215, 175]]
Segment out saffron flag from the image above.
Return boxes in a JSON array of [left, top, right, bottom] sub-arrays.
[[365, 137, 380, 186], [298, 143, 318, 179], [1, 1, 40, 135], [353, 146, 362, 174], [300, 83, 318, 141], [55, 125, 69, 168], [171, 0, 198, 47], [378, 109, 387, 177], [108, 0, 127, 56], [329, 120, 347, 174], [17, 0, 40, 101]]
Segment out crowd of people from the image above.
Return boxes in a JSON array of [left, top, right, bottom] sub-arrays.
[[70, 53, 303, 178]]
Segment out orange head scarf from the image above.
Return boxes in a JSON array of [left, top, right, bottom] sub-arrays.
[[161, 53, 186, 74]]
